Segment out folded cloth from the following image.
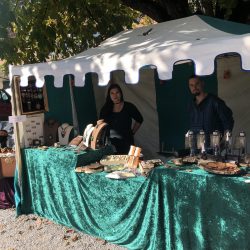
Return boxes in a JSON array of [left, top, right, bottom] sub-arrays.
[[0, 177, 15, 209]]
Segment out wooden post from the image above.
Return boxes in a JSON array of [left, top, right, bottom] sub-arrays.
[[69, 75, 79, 135], [11, 76, 23, 189]]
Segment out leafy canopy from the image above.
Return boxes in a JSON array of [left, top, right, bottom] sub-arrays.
[[0, 0, 141, 71]]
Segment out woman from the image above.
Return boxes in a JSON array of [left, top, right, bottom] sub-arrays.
[[100, 83, 143, 154]]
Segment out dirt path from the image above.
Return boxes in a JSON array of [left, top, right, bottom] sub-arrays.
[[0, 208, 126, 250]]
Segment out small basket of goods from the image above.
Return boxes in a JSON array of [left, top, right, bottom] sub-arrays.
[[0, 147, 16, 178]]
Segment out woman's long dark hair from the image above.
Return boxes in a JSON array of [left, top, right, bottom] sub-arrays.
[[101, 83, 124, 117]]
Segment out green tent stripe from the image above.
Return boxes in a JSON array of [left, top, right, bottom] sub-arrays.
[[198, 15, 250, 35]]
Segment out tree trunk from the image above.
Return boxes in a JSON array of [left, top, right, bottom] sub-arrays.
[[199, 0, 214, 16], [229, 0, 250, 24]]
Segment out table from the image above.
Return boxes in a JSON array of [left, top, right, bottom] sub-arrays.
[[16, 149, 250, 250]]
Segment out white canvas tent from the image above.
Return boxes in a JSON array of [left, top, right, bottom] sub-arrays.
[[9, 15, 250, 87], [8, 15, 250, 159]]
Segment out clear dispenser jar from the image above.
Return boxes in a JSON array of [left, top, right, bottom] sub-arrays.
[[224, 130, 232, 154], [187, 130, 196, 156], [239, 131, 246, 156], [197, 130, 205, 153], [210, 130, 221, 156]]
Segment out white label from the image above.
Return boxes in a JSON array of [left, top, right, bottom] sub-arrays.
[[8, 115, 27, 123]]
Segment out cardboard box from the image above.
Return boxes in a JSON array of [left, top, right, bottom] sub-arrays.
[[0, 156, 16, 178]]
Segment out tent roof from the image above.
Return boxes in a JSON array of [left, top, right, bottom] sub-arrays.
[[9, 15, 250, 87]]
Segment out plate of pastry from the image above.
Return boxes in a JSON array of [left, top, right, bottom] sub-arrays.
[[198, 161, 244, 176]]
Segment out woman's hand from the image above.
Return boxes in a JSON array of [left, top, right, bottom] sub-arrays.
[[132, 121, 142, 135]]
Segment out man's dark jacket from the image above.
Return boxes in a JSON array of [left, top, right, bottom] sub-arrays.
[[188, 93, 234, 136]]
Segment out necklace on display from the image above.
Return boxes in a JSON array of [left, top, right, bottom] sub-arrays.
[[60, 124, 70, 138], [58, 123, 73, 146]]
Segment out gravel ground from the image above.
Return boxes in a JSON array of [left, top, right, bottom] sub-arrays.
[[0, 208, 126, 250]]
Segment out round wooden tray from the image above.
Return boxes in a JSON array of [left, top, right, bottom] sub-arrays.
[[198, 161, 245, 176]]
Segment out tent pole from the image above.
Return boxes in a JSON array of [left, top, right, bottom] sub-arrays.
[[69, 75, 79, 134], [11, 76, 23, 191]]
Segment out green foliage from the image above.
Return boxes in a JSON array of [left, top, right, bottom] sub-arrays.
[[0, 0, 137, 72]]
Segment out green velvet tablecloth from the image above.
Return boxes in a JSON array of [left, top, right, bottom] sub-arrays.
[[17, 149, 250, 250]]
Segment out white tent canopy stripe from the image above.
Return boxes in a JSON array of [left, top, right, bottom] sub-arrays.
[[9, 15, 250, 87]]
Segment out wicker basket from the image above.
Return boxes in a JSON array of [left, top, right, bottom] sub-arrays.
[[0, 156, 16, 178]]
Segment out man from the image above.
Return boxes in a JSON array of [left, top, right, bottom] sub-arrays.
[[188, 74, 234, 148]]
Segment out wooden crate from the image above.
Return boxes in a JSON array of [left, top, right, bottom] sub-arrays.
[[0, 156, 16, 178]]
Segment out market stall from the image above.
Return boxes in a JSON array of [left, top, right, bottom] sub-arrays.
[[8, 15, 250, 249], [9, 15, 250, 155]]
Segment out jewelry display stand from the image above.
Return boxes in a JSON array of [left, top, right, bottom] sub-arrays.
[[83, 124, 95, 147], [90, 120, 108, 150], [58, 123, 74, 146]]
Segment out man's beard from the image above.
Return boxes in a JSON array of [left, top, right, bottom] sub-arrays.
[[193, 92, 200, 97]]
